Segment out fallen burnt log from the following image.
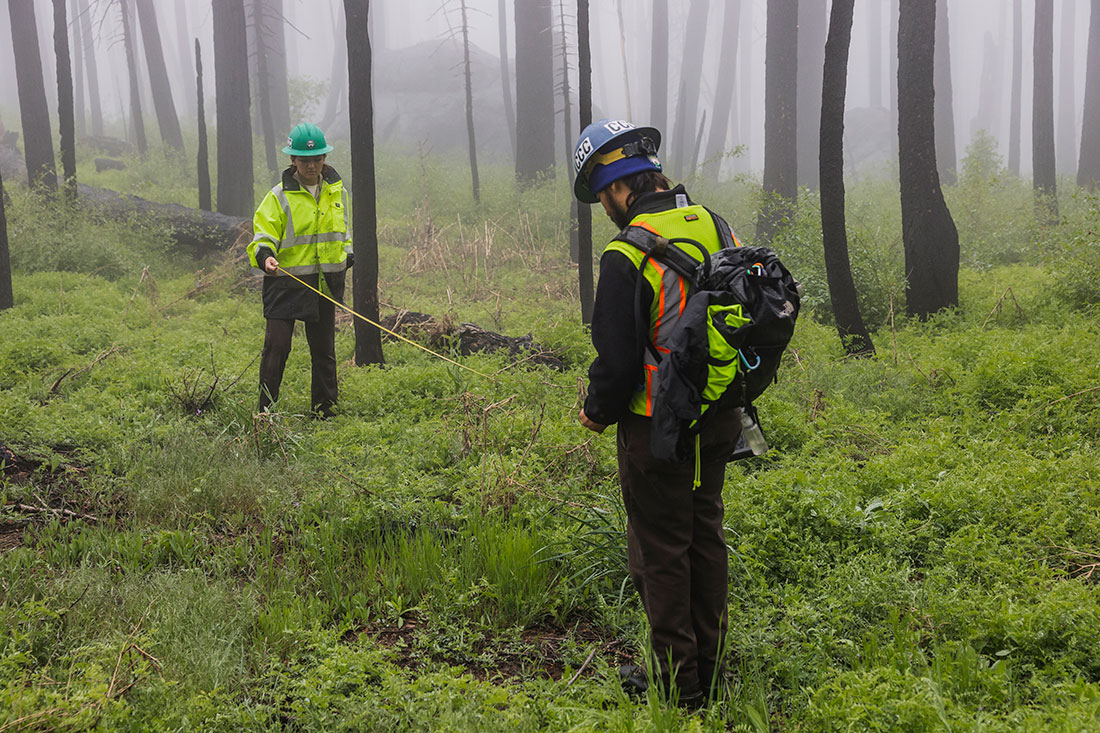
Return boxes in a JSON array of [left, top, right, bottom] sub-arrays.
[[375, 310, 565, 371], [77, 183, 249, 255]]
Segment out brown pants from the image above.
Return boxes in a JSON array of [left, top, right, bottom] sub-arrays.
[[258, 301, 338, 413], [616, 407, 741, 695]]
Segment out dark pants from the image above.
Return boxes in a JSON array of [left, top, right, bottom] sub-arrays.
[[616, 407, 741, 696], [258, 299, 338, 414]]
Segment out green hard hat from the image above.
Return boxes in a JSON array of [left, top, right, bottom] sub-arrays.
[[282, 122, 334, 156]]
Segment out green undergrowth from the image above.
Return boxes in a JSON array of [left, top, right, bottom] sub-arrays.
[[2, 154, 1100, 730]]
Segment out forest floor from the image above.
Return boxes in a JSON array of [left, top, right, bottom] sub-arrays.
[[3, 143, 1100, 730]]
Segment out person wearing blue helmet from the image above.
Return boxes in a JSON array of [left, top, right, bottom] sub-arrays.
[[574, 119, 743, 707]]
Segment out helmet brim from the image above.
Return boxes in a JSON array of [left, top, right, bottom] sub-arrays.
[[282, 144, 335, 156]]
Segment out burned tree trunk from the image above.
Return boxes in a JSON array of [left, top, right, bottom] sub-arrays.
[[757, 0, 798, 244], [1033, 0, 1058, 223], [820, 0, 872, 356], [577, 0, 593, 324], [461, 0, 480, 203], [0, 167, 11, 311], [254, 0, 278, 178], [76, 0, 102, 137], [934, 0, 956, 185], [135, 0, 184, 153], [514, 0, 555, 184], [1080, 0, 1100, 189], [69, 0, 85, 138], [497, 0, 516, 160], [1009, 0, 1022, 176], [8, 0, 57, 191], [120, 0, 148, 157], [344, 0, 383, 366], [702, 0, 739, 181], [796, 0, 824, 189], [54, 0, 77, 198], [672, 0, 709, 178], [196, 39, 212, 211], [213, 0, 254, 218], [898, 0, 959, 318], [650, 0, 668, 140]]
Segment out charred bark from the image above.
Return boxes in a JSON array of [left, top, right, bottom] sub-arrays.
[[119, 0, 147, 157], [820, 0, 873, 356], [1033, 0, 1058, 223], [54, 0, 77, 199], [702, 0, 739, 181], [498, 0, 516, 160], [213, 0, 254, 218], [757, 0, 798, 244], [650, 0, 668, 138], [76, 0, 102, 137], [0, 167, 11, 311], [898, 0, 959, 318], [1080, 0, 1100, 189], [461, 0, 480, 203], [1009, 0, 1022, 175], [379, 312, 565, 371], [796, 0, 824, 189], [514, 0, 555, 184], [69, 0, 84, 138], [577, 0, 593, 324], [196, 39, 211, 211], [135, 0, 184, 152], [8, 0, 57, 191], [344, 0, 383, 366], [934, 0, 956, 185]]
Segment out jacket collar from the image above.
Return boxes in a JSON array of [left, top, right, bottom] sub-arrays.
[[624, 184, 692, 220], [280, 165, 342, 191]]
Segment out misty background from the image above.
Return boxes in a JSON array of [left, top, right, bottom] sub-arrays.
[[0, 0, 1091, 181]]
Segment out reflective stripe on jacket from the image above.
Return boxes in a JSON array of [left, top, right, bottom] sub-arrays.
[[603, 203, 728, 416], [248, 166, 351, 275]]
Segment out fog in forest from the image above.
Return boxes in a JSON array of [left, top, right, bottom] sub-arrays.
[[0, 0, 1092, 180]]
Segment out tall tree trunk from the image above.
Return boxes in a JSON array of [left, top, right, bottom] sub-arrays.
[[135, 0, 184, 152], [213, 0, 254, 218], [344, 0, 384, 366], [558, 0, 577, 262], [1080, 0, 1100, 189], [757, 0, 798, 244], [120, 0, 147, 156], [9, 0, 57, 191], [196, 38, 211, 211], [650, 0, 668, 140], [319, 6, 348, 132], [672, 0, 709, 178], [0, 167, 12, 311], [934, 0, 956, 185], [264, 0, 290, 137], [514, 0, 554, 184], [69, 0, 85, 138], [796, 0, 824, 189], [76, 0, 102, 136], [821, 0, 872, 357], [868, 0, 882, 108], [577, 0, 593, 324], [1056, 0, 1076, 179], [702, 0, 739, 181], [461, 0, 480, 203], [1033, 0, 1058, 223], [497, 0, 516, 160], [254, 0, 278, 178], [1009, 0, 1022, 175], [898, 0, 959, 318], [53, 0, 77, 198]]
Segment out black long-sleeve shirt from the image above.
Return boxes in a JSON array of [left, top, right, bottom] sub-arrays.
[[583, 186, 695, 426]]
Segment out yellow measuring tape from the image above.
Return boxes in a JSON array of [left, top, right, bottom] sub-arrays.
[[275, 266, 496, 380]]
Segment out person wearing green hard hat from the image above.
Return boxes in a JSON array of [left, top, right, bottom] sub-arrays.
[[247, 122, 351, 419]]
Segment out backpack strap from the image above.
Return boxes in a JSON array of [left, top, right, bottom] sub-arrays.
[[707, 209, 740, 250], [613, 226, 705, 282]]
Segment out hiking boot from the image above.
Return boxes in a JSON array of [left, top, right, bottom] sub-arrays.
[[619, 664, 649, 698]]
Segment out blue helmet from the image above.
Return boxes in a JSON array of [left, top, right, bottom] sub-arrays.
[[572, 119, 662, 203]]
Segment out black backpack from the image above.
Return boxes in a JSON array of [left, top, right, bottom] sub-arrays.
[[613, 221, 801, 462]]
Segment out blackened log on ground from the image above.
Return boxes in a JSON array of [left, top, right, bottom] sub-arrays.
[[94, 158, 126, 172], [76, 183, 249, 254], [374, 311, 565, 371]]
